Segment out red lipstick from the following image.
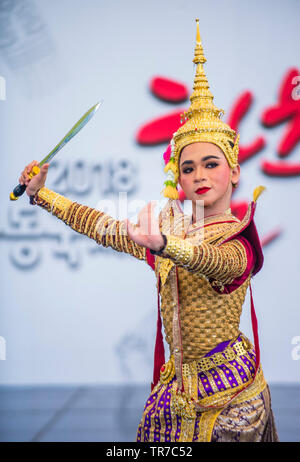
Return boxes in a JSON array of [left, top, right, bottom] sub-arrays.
[[195, 187, 211, 195]]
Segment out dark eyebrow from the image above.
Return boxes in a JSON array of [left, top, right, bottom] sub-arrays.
[[180, 155, 220, 167]]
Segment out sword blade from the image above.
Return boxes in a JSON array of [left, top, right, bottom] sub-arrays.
[[9, 100, 103, 201], [39, 100, 102, 167]]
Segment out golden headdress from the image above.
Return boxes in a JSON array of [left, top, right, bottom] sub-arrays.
[[162, 19, 240, 200]]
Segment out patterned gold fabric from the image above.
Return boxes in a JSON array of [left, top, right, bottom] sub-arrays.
[[155, 199, 252, 360], [211, 385, 279, 442], [160, 270, 251, 361]]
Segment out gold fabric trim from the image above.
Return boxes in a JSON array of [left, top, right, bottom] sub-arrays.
[[187, 206, 239, 232], [171, 267, 183, 392]]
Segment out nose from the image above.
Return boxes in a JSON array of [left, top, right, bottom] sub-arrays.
[[194, 166, 207, 183]]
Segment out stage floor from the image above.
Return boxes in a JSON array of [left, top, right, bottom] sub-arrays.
[[0, 384, 298, 442]]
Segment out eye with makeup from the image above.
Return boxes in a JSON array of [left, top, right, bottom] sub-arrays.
[[182, 162, 219, 174]]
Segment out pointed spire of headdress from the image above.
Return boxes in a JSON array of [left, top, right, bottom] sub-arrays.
[[183, 18, 225, 122]]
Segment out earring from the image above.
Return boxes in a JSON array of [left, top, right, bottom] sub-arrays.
[[232, 182, 238, 189]]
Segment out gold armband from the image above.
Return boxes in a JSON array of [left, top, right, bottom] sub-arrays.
[[35, 187, 73, 220], [160, 234, 248, 284]]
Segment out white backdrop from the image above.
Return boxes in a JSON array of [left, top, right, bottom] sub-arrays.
[[0, 0, 299, 384]]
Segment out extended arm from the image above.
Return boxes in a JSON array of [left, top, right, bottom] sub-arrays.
[[155, 234, 249, 288], [33, 186, 147, 261]]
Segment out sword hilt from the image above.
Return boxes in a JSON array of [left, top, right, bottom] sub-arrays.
[[10, 165, 40, 201]]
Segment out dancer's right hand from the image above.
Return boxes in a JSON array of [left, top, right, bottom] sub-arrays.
[[19, 160, 50, 196], [125, 201, 164, 252]]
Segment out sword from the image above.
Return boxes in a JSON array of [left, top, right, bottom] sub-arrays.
[[10, 100, 103, 201]]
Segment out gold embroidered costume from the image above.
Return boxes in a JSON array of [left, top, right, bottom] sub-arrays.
[[32, 185, 278, 442], [29, 18, 279, 442]]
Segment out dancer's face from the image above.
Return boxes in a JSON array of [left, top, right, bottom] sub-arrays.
[[178, 142, 240, 208]]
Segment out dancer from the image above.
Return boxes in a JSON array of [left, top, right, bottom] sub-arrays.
[[19, 19, 279, 442]]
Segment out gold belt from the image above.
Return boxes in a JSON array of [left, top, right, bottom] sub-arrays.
[[160, 335, 251, 384]]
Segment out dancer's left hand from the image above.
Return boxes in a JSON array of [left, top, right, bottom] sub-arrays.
[[125, 201, 165, 252]]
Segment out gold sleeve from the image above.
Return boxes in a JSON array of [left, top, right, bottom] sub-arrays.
[[34, 187, 147, 261], [159, 234, 248, 289]]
